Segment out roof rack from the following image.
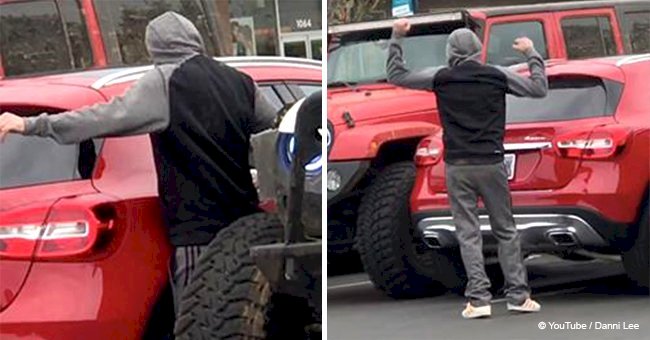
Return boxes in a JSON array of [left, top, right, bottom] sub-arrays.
[[478, 0, 645, 17], [328, 11, 465, 35], [615, 54, 650, 67], [217, 56, 321, 67], [90, 56, 321, 90], [90, 65, 153, 89], [328, 0, 647, 33]]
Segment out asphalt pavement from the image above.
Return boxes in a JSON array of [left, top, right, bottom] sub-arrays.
[[328, 255, 650, 340]]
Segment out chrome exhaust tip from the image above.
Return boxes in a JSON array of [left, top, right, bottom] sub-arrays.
[[422, 231, 443, 249], [547, 231, 578, 246]]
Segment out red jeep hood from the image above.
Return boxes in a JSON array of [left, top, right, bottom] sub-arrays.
[[327, 84, 437, 128]]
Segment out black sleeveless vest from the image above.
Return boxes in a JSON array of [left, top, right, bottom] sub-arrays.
[[150, 55, 260, 246], [433, 61, 509, 165]]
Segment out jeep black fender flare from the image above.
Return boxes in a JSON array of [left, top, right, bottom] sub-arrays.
[[329, 121, 440, 161]]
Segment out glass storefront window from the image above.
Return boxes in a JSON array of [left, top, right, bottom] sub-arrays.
[[228, 0, 279, 56], [311, 39, 323, 60], [284, 41, 307, 58], [277, 0, 322, 33]]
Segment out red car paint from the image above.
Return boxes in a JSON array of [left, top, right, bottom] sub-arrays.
[[0, 58, 321, 339], [411, 55, 649, 232], [326, 1, 649, 255], [328, 1, 645, 162]]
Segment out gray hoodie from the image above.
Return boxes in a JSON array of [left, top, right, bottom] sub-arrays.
[[387, 27, 547, 97], [446, 28, 483, 67], [23, 11, 275, 144], [145, 11, 205, 65]]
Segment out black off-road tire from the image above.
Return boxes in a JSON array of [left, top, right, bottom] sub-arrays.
[[356, 162, 464, 299], [622, 204, 649, 290], [174, 213, 313, 340]]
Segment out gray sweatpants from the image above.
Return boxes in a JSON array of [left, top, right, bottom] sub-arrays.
[[170, 245, 207, 314], [445, 161, 530, 306]]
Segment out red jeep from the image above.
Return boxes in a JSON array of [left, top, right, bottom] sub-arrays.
[[0, 0, 226, 78], [0, 57, 321, 339], [326, 1, 649, 259]]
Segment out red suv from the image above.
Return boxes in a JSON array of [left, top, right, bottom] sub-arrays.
[[355, 55, 649, 298], [327, 0, 650, 258], [0, 57, 321, 339]]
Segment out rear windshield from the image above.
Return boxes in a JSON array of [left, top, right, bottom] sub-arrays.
[[0, 136, 100, 189], [506, 76, 622, 123]]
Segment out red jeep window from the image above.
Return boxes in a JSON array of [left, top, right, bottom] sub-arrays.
[[561, 16, 616, 59], [487, 21, 548, 66], [93, 0, 218, 66], [621, 10, 650, 54], [328, 27, 455, 85], [0, 0, 93, 77]]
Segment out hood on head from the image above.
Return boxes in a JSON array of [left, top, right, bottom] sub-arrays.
[[446, 28, 482, 67], [145, 11, 205, 64]]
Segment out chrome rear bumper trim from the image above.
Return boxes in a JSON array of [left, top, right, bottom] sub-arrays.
[[503, 142, 552, 151], [417, 214, 608, 249]]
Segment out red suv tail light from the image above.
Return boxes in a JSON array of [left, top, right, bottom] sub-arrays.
[[554, 126, 630, 160], [415, 137, 444, 166], [0, 204, 114, 260]]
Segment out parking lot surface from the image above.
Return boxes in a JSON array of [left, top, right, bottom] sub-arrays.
[[328, 256, 649, 340]]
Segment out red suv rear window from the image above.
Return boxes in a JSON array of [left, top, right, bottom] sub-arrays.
[[506, 76, 623, 123]]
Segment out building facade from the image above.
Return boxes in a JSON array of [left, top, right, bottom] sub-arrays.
[[225, 0, 322, 60]]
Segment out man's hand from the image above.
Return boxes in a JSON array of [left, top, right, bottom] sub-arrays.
[[0, 112, 26, 142], [393, 19, 411, 37], [513, 37, 534, 54]]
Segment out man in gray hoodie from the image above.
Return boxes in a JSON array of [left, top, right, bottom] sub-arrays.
[[0, 12, 276, 311], [387, 19, 548, 318]]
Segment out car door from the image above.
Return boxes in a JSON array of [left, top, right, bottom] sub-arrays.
[[483, 13, 559, 66], [554, 7, 624, 60]]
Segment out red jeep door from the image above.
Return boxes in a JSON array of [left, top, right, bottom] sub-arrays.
[[483, 13, 560, 66], [554, 8, 624, 60]]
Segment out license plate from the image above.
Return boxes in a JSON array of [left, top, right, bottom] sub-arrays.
[[504, 154, 516, 180]]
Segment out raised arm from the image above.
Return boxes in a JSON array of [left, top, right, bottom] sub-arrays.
[[496, 37, 548, 98], [386, 19, 443, 91], [0, 68, 170, 144]]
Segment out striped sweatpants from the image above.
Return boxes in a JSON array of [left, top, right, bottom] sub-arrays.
[[170, 245, 207, 314]]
